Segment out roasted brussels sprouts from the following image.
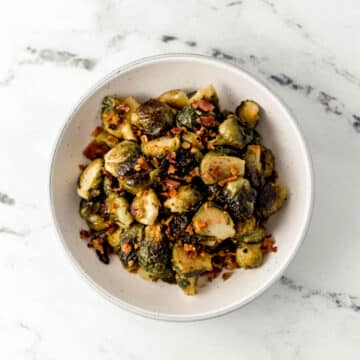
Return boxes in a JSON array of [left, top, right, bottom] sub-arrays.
[[95, 129, 119, 148], [200, 151, 245, 185], [262, 146, 275, 178], [138, 224, 170, 279], [77, 85, 288, 295], [257, 182, 288, 218], [234, 217, 266, 244], [102, 96, 138, 139], [173, 244, 212, 295], [86, 214, 109, 231], [192, 202, 235, 240], [212, 115, 253, 149], [118, 224, 144, 269], [141, 136, 180, 158], [236, 100, 261, 128], [77, 159, 103, 200], [130, 189, 161, 225], [236, 245, 263, 268], [158, 89, 190, 108], [105, 192, 133, 227], [175, 106, 199, 129], [223, 178, 257, 222], [104, 141, 140, 177], [189, 84, 218, 105], [173, 245, 212, 277], [107, 227, 122, 248], [131, 99, 174, 135], [243, 145, 264, 188], [182, 131, 204, 149], [164, 185, 202, 213]]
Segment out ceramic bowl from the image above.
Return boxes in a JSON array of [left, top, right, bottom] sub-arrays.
[[49, 54, 314, 321]]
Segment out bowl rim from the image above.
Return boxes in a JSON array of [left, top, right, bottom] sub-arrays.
[[49, 53, 315, 322]]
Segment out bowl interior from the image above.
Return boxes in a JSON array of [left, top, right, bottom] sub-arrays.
[[50, 55, 313, 321]]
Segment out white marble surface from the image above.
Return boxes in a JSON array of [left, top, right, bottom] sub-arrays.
[[1, 0, 360, 358]]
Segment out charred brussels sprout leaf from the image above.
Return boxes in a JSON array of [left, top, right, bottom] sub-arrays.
[[262, 147, 275, 178], [132, 99, 174, 135], [175, 106, 199, 129], [138, 224, 171, 280], [95, 129, 119, 148], [236, 245, 263, 268], [77, 159, 103, 200], [257, 182, 288, 218], [236, 100, 261, 129], [164, 185, 202, 213]]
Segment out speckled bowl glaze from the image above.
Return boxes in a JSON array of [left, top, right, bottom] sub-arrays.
[[49, 54, 314, 321]]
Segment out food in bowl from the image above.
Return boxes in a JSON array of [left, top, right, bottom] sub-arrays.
[[76, 84, 288, 296]]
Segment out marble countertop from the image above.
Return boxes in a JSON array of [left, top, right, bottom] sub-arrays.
[[1, 0, 360, 358]]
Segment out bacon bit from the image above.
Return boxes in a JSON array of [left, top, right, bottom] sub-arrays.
[[83, 140, 108, 160], [121, 243, 132, 254], [80, 229, 90, 239], [112, 187, 123, 193], [181, 142, 191, 149], [194, 220, 208, 232], [140, 134, 148, 143], [165, 151, 177, 164], [163, 215, 174, 226], [160, 192, 169, 198], [102, 168, 112, 178], [222, 272, 233, 281], [192, 99, 215, 112], [169, 189, 178, 198], [195, 126, 206, 136], [190, 167, 200, 177], [135, 156, 150, 171], [185, 224, 194, 235], [164, 179, 181, 188], [262, 236, 277, 254], [170, 127, 187, 135], [151, 158, 159, 168], [129, 268, 138, 274], [198, 116, 219, 127], [224, 255, 237, 270], [136, 130, 142, 137], [91, 126, 103, 137], [79, 164, 86, 171], [230, 166, 238, 176], [218, 176, 237, 187], [207, 143, 215, 150], [208, 130, 217, 138], [91, 239, 104, 254], [115, 102, 130, 113], [184, 243, 196, 252], [168, 164, 177, 174]]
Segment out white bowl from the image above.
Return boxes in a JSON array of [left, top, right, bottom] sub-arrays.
[[49, 54, 314, 321]]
